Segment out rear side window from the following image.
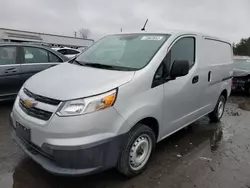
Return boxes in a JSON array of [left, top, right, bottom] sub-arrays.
[[49, 52, 62, 62], [65, 49, 80, 55], [57, 49, 67, 55], [24, 47, 49, 63], [0, 46, 17, 65], [166, 37, 195, 68]]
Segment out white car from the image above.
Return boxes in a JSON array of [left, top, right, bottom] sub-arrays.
[[52, 47, 81, 59]]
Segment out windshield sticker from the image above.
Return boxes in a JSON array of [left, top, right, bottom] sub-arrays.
[[141, 36, 163, 41]]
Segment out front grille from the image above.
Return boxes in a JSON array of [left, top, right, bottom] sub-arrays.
[[23, 88, 61, 106], [19, 98, 53, 121]]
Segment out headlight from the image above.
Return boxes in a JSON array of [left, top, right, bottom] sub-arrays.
[[57, 89, 117, 116]]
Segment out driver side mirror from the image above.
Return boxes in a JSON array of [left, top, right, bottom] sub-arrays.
[[170, 60, 189, 78]]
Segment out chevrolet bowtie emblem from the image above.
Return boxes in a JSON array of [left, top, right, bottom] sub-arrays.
[[23, 99, 37, 108]]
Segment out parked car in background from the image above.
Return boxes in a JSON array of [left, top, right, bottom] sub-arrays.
[[0, 43, 68, 102], [78, 46, 86, 52], [232, 56, 250, 94], [11, 32, 233, 177], [52, 47, 81, 59]]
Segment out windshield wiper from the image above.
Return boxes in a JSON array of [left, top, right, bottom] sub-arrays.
[[70, 60, 137, 71], [82, 62, 117, 70], [68, 57, 84, 66]]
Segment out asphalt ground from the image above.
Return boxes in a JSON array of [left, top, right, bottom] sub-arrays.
[[0, 95, 250, 188]]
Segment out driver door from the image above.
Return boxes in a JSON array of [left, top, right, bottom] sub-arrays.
[[161, 36, 202, 136]]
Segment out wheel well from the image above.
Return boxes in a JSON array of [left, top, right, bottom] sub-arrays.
[[221, 89, 228, 100], [138, 117, 159, 140]]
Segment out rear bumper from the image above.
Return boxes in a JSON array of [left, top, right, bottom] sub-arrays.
[[232, 78, 249, 91], [12, 131, 127, 176]]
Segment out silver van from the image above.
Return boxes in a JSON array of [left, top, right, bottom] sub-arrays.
[[11, 32, 233, 177]]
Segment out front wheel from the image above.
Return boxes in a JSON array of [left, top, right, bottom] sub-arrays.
[[209, 95, 226, 122], [117, 124, 156, 177]]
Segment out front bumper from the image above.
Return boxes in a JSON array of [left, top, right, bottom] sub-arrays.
[[12, 130, 127, 176], [11, 91, 130, 176]]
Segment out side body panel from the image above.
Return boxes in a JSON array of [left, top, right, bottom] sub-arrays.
[[114, 33, 203, 141], [114, 33, 233, 143], [198, 38, 233, 114], [161, 35, 204, 137]]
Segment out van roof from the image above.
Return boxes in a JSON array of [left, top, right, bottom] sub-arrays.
[[109, 30, 231, 44]]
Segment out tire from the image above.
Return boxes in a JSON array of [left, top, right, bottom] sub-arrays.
[[117, 124, 156, 177], [209, 95, 226, 122]]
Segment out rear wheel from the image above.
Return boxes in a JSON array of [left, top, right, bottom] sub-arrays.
[[209, 95, 226, 122], [117, 124, 156, 177]]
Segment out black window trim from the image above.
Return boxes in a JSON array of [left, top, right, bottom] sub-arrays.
[[0, 45, 20, 65], [203, 37, 231, 46], [152, 35, 196, 88]]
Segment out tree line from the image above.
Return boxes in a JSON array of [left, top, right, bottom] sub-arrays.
[[74, 28, 91, 39], [233, 37, 250, 56]]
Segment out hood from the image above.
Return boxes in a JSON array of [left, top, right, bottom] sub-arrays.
[[24, 63, 135, 100], [233, 69, 250, 77]]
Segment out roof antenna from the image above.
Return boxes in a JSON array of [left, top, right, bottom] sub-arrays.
[[141, 19, 148, 31]]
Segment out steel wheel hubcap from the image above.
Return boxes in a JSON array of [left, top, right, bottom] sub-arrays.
[[218, 100, 224, 118], [129, 134, 152, 171]]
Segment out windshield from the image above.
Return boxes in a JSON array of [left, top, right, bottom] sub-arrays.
[[234, 58, 250, 70], [75, 34, 170, 71]]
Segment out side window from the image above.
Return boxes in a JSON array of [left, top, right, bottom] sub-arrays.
[[49, 52, 62, 62], [152, 37, 195, 88], [65, 49, 80, 55], [58, 49, 66, 55], [152, 64, 166, 88], [0, 46, 17, 65], [24, 47, 49, 63], [165, 37, 195, 69]]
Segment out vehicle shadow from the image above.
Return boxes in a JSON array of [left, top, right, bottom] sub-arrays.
[[0, 101, 14, 127], [11, 117, 224, 188], [229, 92, 250, 111]]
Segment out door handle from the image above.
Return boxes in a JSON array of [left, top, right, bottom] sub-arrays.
[[5, 68, 17, 74], [192, 75, 199, 84], [208, 71, 212, 82]]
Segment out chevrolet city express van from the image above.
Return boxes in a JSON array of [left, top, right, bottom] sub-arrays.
[[11, 32, 233, 177]]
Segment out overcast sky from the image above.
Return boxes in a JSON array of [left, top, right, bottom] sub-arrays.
[[0, 0, 249, 43]]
